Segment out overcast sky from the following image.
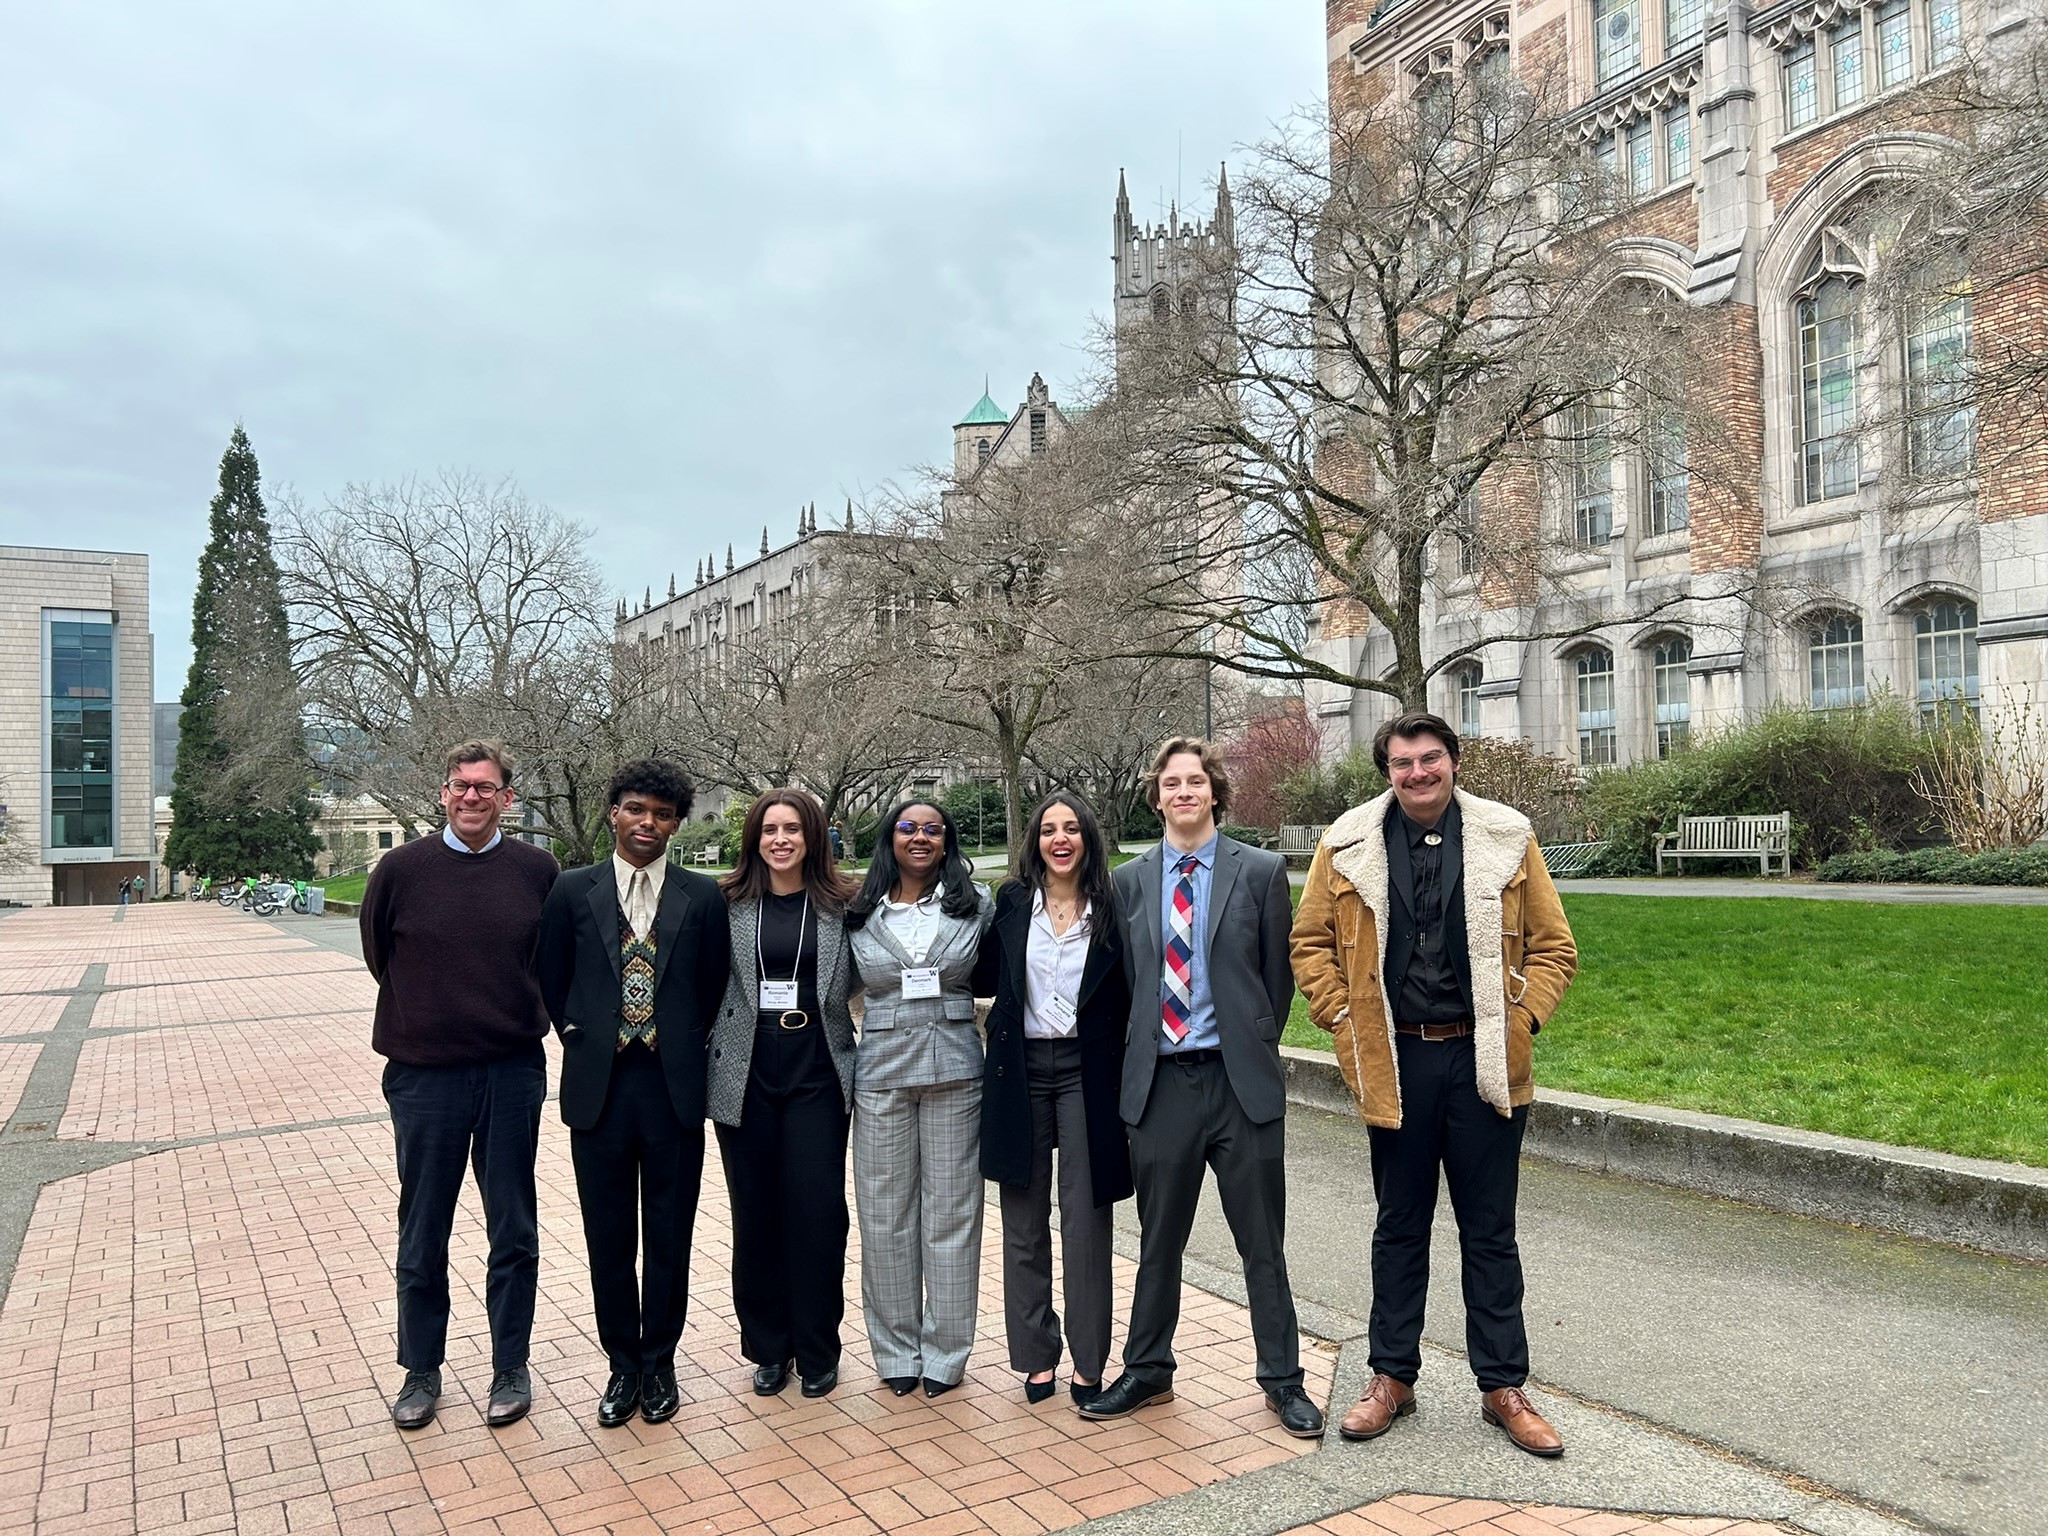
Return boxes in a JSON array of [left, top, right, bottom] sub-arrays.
[[0, 2, 1320, 698]]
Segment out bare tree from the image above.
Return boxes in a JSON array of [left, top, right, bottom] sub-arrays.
[[1101, 69, 1731, 711], [278, 472, 619, 863], [1026, 651, 1208, 843]]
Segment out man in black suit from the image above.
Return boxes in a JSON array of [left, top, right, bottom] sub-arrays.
[[1081, 737, 1322, 1438], [537, 759, 732, 1427]]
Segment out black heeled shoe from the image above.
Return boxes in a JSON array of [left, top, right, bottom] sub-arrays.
[[1024, 1375, 1057, 1404], [922, 1377, 959, 1398], [883, 1376, 919, 1396], [1069, 1379, 1102, 1408]]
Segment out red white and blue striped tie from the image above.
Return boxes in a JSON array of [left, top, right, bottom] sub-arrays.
[[1162, 853, 1198, 1045]]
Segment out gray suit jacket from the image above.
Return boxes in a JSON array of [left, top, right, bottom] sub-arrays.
[[846, 887, 994, 1090], [1111, 835, 1295, 1126], [706, 896, 858, 1125]]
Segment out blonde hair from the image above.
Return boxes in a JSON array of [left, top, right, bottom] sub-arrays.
[[1143, 736, 1232, 821]]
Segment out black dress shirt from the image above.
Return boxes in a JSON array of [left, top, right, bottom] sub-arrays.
[[1386, 800, 1471, 1025]]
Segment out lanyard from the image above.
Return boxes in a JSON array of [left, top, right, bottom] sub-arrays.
[[757, 892, 809, 985]]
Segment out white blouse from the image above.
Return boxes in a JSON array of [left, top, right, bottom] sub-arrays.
[[878, 891, 941, 964], [1024, 892, 1091, 1040]]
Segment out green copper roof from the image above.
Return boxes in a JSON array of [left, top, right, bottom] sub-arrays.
[[956, 391, 1009, 427]]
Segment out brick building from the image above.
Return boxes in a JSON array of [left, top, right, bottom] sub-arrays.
[[1313, 0, 2047, 764]]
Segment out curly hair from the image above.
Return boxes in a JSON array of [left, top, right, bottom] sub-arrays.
[[605, 758, 696, 819]]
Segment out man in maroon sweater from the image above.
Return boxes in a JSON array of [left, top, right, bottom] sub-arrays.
[[362, 740, 559, 1430]]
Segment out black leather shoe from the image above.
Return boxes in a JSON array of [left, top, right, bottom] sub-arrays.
[[1075, 1371, 1173, 1419], [883, 1376, 919, 1396], [922, 1377, 959, 1398], [1024, 1375, 1056, 1404], [596, 1371, 639, 1428], [800, 1366, 838, 1398], [753, 1360, 794, 1396], [390, 1367, 440, 1429], [485, 1366, 531, 1427], [1070, 1379, 1102, 1408], [640, 1367, 679, 1423], [1266, 1385, 1326, 1439]]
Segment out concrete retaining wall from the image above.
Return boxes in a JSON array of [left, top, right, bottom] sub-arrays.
[[1282, 1045, 2048, 1263]]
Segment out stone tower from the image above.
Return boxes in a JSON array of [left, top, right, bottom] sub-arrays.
[[1111, 165, 1232, 344]]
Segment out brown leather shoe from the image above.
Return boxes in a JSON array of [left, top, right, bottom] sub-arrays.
[[1481, 1386, 1563, 1457], [1337, 1373, 1415, 1441]]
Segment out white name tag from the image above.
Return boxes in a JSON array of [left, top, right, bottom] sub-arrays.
[[901, 966, 942, 1000], [1041, 993, 1078, 1033], [759, 980, 799, 1010]]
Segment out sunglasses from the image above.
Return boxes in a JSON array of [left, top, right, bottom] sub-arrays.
[[895, 820, 945, 838]]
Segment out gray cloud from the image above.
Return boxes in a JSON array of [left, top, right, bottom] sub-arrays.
[[0, 1, 1318, 696]]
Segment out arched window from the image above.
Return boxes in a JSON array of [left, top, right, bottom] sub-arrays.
[[1905, 252, 1974, 481], [1914, 598, 1978, 723], [1575, 647, 1617, 765], [977, 438, 993, 466], [1796, 265, 1862, 504], [1808, 612, 1866, 711], [1455, 664, 1483, 737], [1652, 637, 1691, 757], [1151, 287, 1172, 322]]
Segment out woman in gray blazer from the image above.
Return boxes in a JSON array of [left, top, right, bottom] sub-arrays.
[[845, 800, 994, 1397], [709, 790, 859, 1399]]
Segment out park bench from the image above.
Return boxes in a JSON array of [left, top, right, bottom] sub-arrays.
[[1279, 824, 1330, 867], [694, 843, 720, 866], [1655, 813, 1792, 877]]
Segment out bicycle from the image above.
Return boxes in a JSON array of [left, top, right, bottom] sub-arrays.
[[186, 876, 213, 902], [289, 880, 310, 915], [217, 878, 245, 907], [250, 885, 284, 918]]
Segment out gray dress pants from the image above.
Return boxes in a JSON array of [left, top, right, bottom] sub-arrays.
[[999, 1037, 1112, 1380]]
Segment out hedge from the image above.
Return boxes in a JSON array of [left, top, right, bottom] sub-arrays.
[[1815, 845, 2048, 886]]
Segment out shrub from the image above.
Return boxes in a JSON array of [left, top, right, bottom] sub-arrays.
[[1816, 845, 2048, 886], [1219, 823, 1274, 849], [1582, 699, 1932, 873], [940, 779, 1006, 847], [1455, 737, 1586, 843], [1276, 748, 1385, 825]]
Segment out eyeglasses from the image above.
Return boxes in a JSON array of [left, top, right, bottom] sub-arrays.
[[895, 820, 945, 838], [445, 780, 506, 799], [1386, 750, 1449, 774]]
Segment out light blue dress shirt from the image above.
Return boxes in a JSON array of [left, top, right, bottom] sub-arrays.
[[1156, 831, 1220, 1052], [441, 824, 503, 854]]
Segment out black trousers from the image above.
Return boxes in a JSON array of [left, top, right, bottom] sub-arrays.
[[382, 1050, 545, 1373], [570, 1044, 704, 1374], [714, 1019, 850, 1378], [1000, 1037, 1112, 1379], [1124, 1055, 1303, 1392], [1366, 1033, 1530, 1391]]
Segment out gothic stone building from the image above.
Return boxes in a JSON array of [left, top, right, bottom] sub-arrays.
[[1313, 0, 2048, 765]]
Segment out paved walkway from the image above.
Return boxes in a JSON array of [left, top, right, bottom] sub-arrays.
[[0, 906, 1941, 1536]]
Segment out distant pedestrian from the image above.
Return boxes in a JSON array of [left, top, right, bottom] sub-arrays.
[[1291, 711, 1577, 1457], [361, 740, 559, 1432], [117, 876, 131, 905], [845, 800, 993, 1397], [537, 759, 730, 1429], [1082, 738, 1323, 1439], [972, 790, 1130, 1407], [828, 823, 843, 861], [708, 789, 860, 1400]]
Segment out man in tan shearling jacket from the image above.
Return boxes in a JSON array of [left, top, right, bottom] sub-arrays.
[[1291, 711, 1576, 1457]]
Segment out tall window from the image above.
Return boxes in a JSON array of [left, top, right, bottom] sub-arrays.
[[1576, 648, 1618, 766], [1929, 0, 1963, 66], [1831, 18, 1865, 109], [1785, 38, 1819, 128], [1029, 409, 1049, 453], [1877, 0, 1913, 87], [1647, 406, 1690, 533], [1797, 272, 1862, 502], [1666, 0, 1705, 50], [1566, 398, 1615, 545], [1652, 637, 1692, 756], [1455, 485, 1480, 575], [1914, 599, 1979, 723], [1594, 0, 1642, 84], [46, 616, 116, 850], [1808, 613, 1867, 711], [1625, 117, 1654, 197], [1906, 257, 1974, 479], [1456, 664, 1484, 737], [1663, 102, 1691, 183]]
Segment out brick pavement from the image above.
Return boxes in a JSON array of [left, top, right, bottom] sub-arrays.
[[0, 906, 1338, 1535], [1284, 1505, 1792, 1535]]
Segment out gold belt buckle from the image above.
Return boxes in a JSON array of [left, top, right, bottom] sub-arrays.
[[778, 1009, 810, 1030]]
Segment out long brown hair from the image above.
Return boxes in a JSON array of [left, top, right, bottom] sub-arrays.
[[719, 788, 856, 914]]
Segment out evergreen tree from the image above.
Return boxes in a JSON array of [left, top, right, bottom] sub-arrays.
[[164, 426, 321, 880]]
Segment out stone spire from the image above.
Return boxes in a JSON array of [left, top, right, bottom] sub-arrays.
[[845, 498, 855, 531], [694, 558, 702, 585], [760, 526, 769, 556], [725, 543, 734, 573], [667, 572, 675, 599]]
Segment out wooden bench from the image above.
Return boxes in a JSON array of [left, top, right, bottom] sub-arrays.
[[693, 844, 721, 866], [1655, 813, 1792, 877], [1279, 824, 1330, 867]]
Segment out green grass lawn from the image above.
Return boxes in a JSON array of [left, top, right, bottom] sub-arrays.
[[1283, 892, 2048, 1167], [316, 872, 368, 905]]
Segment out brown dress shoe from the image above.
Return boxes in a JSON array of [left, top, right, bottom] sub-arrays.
[[1337, 1373, 1415, 1441], [1481, 1386, 1563, 1457]]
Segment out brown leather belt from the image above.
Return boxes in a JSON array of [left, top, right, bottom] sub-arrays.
[[1395, 1020, 1473, 1040]]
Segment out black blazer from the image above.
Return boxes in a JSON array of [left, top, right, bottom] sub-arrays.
[[536, 860, 733, 1131], [972, 880, 1133, 1208]]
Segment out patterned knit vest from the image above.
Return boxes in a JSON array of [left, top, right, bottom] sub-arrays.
[[618, 904, 657, 1049]]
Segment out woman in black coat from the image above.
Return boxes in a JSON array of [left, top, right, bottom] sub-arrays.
[[973, 790, 1131, 1407]]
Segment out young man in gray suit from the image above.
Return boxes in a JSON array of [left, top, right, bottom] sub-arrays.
[[1082, 738, 1323, 1437]]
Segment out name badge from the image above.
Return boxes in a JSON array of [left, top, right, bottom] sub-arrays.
[[760, 980, 799, 1010], [1042, 993, 1078, 1033], [901, 966, 942, 1000]]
